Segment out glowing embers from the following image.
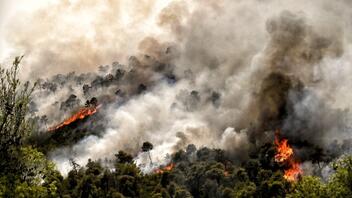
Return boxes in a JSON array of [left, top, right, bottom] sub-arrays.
[[48, 105, 101, 131], [274, 130, 302, 182], [154, 163, 175, 174]]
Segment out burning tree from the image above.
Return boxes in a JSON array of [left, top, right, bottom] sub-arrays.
[[274, 130, 302, 182]]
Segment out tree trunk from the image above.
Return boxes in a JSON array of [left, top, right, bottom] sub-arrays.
[[148, 151, 153, 165]]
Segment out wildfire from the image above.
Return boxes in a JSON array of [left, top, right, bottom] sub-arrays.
[[154, 163, 175, 174], [48, 105, 101, 131], [274, 130, 302, 182]]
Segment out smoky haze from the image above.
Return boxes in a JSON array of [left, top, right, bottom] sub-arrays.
[[3, 0, 352, 175]]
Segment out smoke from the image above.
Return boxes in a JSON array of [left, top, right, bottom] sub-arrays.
[[3, 0, 173, 79], [3, 0, 352, 175]]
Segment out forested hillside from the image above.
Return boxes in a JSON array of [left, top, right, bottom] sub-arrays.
[[0, 58, 351, 198]]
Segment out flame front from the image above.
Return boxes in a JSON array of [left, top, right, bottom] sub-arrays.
[[48, 105, 100, 131], [154, 163, 175, 174], [274, 130, 302, 182]]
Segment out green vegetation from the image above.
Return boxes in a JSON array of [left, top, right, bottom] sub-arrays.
[[0, 57, 351, 197], [0, 57, 60, 197]]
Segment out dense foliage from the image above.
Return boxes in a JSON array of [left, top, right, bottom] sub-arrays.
[[0, 58, 351, 197]]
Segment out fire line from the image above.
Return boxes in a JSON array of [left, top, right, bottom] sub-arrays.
[[48, 104, 101, 131]]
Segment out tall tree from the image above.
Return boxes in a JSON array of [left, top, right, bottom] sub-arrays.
[[142, 141, 154, 165], [0, 56, 37, 176]]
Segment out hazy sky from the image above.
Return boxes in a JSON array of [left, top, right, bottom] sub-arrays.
[[0, 0, 23, 61], [0, 0, 172, 78], [0, 0, 51, 61], [0, 0, 12, 60]]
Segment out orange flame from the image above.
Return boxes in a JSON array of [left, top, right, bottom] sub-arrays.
[[274, 130, 302, 182], [284, 160, 302, 182], [275, 136, 293, 163], [48, 105, 101, 131], [224, 171, 229, 177], [154, 163, 175, 174]]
